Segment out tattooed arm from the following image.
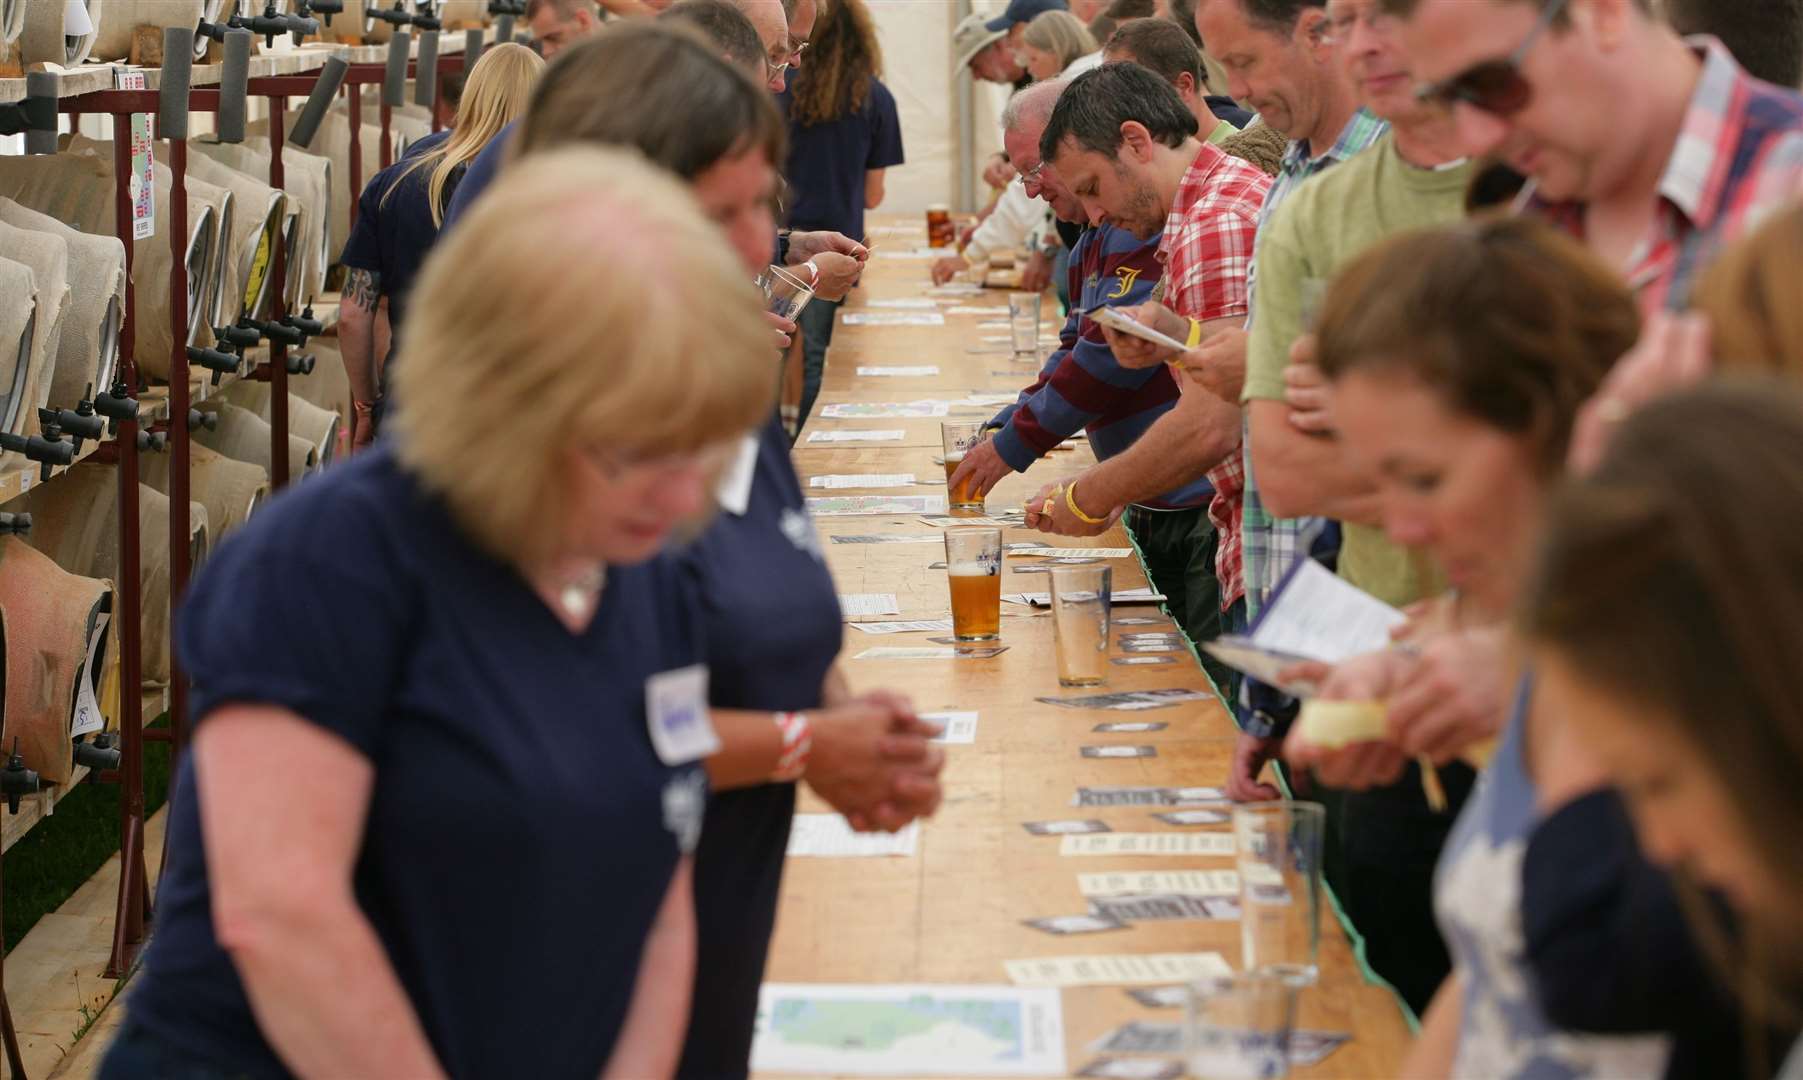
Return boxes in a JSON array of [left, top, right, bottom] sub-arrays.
[[339, 268, 381, 448]]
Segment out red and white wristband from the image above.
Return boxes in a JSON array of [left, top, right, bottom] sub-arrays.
[[772, 711, 813, 782]]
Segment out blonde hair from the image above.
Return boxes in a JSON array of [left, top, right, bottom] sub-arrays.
[[1022, 10, 1098, 72], [385, 43, 544, 227], [389, 147, 777, 567], [1693, 203, 1803, 378]]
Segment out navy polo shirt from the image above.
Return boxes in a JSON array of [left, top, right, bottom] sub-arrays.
[[675, 413, 843, 1078], [338, 129, 451, 338], [128, 447, 709, 1079], [440, 120, 515, 233], [778, 76, 905, 243]]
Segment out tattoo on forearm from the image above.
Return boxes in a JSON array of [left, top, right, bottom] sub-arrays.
[[347, 268, 381, 313]]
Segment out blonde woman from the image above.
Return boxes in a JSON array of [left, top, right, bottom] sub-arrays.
[[338, 42, 544, 446], [102, 147, 770, 1079], [1018, 8, 1100, 80]]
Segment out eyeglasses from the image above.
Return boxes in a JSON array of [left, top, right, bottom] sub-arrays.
[[764, 54, 791, 80], [789, 40, 810, 62], [1019, 161, 1046, 186], [1413, 0, 1567, 116]]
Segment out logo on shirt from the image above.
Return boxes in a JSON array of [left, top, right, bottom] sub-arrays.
[[662, 769, 707, 854], [781, 507, 825, 563], [1108, 267, 1142, 299]]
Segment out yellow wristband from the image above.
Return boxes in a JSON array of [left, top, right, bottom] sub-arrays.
[[1185, 317, 1204, 348], [1064, 480, 1108, 526]]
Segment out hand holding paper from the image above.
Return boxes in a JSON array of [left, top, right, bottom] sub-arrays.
[[1089, 301, 1188, 368]]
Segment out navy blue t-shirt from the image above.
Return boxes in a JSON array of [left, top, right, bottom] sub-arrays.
[[127, 447, 709, 1079], [674, 413, 843, 1078], [440, 120, 515, 233], [778, 76, 904, 242], [338, 129, 450, 337]]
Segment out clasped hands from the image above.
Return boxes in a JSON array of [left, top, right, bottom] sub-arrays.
[[805, 690, 946, 833]]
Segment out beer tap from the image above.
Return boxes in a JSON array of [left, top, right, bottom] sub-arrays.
[[90, 378, 140, 434], [73, 733, 121, 772], [4, 418, 74, 482], [1, 740, 39, 814], [298, 0, 344, 26], [189, 408, 219, 432], [199, 1, 319, 50], [0, 513, 31, 536], [44, 387, 108, 454]]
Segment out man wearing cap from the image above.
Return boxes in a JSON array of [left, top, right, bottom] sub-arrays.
[[955, 10, 1031, 86], [990, 0, 1073, 48]]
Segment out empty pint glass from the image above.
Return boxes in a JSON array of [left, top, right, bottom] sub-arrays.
[[1184, 973, 1298, 1080], [944, 527, 1002, 642], [1235, 801, 1325, 987], [1009, 292, 1039, 362], [941, 422, 988, 510], [757, 264, 814, 322], [1049, 565, 1111, 687]]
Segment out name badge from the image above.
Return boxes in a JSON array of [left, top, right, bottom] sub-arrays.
[[716, 435, 760, 517], [645, 664, 719, 765]]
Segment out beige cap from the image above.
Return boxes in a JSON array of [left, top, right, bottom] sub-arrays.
[[954, 12, 1007, 71]]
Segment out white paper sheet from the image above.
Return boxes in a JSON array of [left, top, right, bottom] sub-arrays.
[[1088, 306, 1189, 352], [751, 983, 1065, 1076], [1250, 558, 1407, 662], [810, 474, 919, 489], [806, 429, 907, 443], [858, 366, 941, 376], [1009, 547, 1136, 559], [865, 298, 940, 309], [1006, 588, 1167, 607], [808, 495, 949, 517], [830, 534, 946, 545], [786, 815, 920, 857], [819, 401, 951, 419], [842, 312, 947, 327], [849, 619, 956, 635], [922, 710, 978, 744], [838, 593, 902, 616], [1077, 870, 1242, 898], [1058, 833, 1236, 857], [1002, 952, 1232, 987]]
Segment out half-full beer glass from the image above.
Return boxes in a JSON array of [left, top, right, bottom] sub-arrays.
[[944, 526, 1002, 642], [941, 422, 988, 510]]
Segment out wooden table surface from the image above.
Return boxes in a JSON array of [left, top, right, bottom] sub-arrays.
[[757, 216, 1411, 1079]]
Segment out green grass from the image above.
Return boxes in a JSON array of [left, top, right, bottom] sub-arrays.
[[3, 716, 174, 955]]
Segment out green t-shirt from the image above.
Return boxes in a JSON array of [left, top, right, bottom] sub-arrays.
[[1242, 131, 1472, 608]]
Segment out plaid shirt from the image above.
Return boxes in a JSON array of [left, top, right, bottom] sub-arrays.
[[1533, 39, 1803, 314], [1155, 143, 1272, 610], [1240, 109, 1388, 622]]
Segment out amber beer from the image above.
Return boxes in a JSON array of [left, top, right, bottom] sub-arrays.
[[926, 204, 954, 248], [944, 527, 1003, 642], [943, 450, 982, 509], [941, 422, 987, 510]]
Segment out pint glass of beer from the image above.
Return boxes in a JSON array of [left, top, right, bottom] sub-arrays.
[[926, 203, 954, 248], [941, 422, 989, 510], [944, 526, 1003, 642]]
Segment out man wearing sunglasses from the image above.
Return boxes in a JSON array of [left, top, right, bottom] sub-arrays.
[[1388, 0, 1803, 313]]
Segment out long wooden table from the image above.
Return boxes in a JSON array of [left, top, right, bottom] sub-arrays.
[[758, 215, 1411, 1079]]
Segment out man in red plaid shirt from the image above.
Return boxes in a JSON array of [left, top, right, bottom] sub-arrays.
[[1029, 62, 1270, 635]]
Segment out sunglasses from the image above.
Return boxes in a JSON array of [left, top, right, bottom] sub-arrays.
[[1414, 0, 1567, 116]]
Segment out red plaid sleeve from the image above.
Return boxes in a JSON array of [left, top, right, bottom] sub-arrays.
[[1206, 453, 1245, 610], [1160, 155, 1268, 325]]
